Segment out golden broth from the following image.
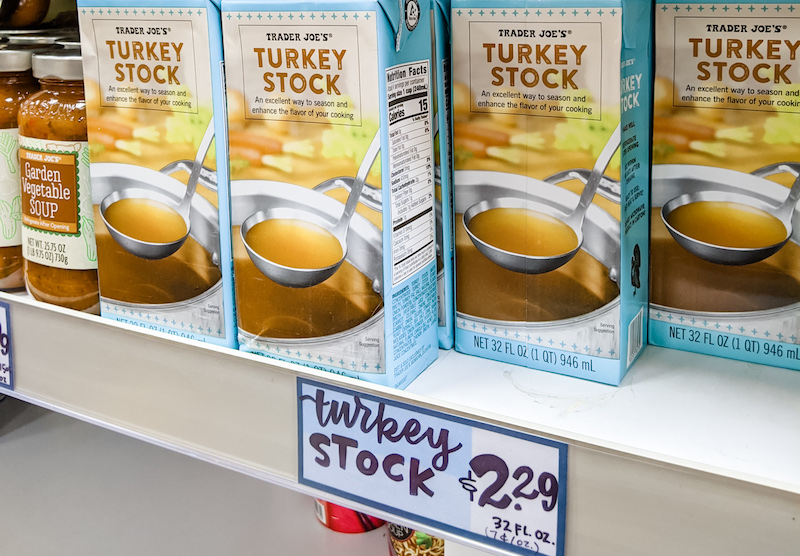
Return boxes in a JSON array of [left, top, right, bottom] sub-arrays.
[[104, 198, 187, 244], [666, 201, 786, 248], [233, 226, 383, 339], [456, 216, 617, 321], [651, 207, 800, 312], [0, 245, 23, 285], [468, 207, 578, 257], [245, 218, 342, 269], [94, 206, 221, 304]]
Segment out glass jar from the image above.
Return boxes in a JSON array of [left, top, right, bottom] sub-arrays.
[[0, 0, 50, 29], [0, 0, 76, 29], [19, 49, 99, 313], [0, 49, 37, 289]]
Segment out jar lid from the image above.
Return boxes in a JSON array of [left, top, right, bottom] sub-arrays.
[[32, 49, 82, 80], [55, 39, 81, 49], [0, 44, 65, 53], [0, 48, 33, 71], [0, 27, 77, 37], [6, 34, 62, 46], [0, 29, 50, 38]]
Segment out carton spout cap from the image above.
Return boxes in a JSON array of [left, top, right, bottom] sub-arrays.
[[378, 0, 425, 51]]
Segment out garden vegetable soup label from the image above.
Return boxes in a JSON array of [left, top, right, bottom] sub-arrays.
[[0, 129, 22, 249], [20, 138, 95, 270]]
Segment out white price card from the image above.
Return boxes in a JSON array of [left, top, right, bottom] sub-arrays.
[[0, 301, 12, 390], [297, 379, 567, 556]]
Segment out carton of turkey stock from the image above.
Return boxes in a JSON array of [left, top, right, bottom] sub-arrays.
[[222, 0, 440, 388], [451, 0, 653, 385]]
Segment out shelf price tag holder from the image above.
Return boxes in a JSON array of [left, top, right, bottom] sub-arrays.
[[298, 378, 567, 556], [0, 300, 12, 390]]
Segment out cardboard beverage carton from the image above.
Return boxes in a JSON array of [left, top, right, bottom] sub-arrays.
[[77, 0, 237, 347], [433, 0, 455, 349], [451, 0, 652, 384], [222, 0, 439, 388], [651, 0, 800, 371]]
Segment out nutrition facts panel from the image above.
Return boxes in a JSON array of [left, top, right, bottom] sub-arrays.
[[386, 60, 435, 286]]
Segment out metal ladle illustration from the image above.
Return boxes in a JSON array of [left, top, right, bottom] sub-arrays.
[[100, 120, 215, 260], [463, 123, 621, 274], [661, 165, 800, 265], [241, 129, 381, 288]]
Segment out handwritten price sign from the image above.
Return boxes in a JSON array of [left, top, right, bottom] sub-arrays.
[[0, 301, 12, 390], [297, 379, 567, 556]]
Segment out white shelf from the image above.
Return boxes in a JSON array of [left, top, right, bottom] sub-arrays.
[[410, 346, 800, 492], [2, 292, 799, 555]]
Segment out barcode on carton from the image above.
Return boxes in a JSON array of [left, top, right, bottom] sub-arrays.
[[627, 307, 644, 367]]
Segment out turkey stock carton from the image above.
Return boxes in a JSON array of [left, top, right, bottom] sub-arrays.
[[433, 0, 455, 349], [77, 0, 237, 348], [451, 0, 652, 385], [650, 0, 800, 371], [221, 0, 439, 388]]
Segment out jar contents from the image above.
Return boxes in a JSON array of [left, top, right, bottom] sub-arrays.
[[1, 0, 50, 28], [19, 50, 99, 313], [103, 198, 187, 244], [0, 0, 77, 29], [0, 49, 38, 290]]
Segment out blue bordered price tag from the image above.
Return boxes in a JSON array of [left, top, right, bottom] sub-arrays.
[[0, 301, 13, 390], [297, 378, 567, 556]]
